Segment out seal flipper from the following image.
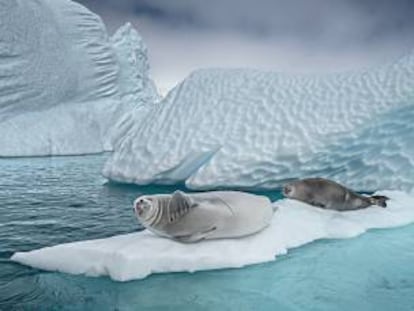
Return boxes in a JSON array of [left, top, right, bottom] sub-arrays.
[[171, 190, 192, 206], [310, 200, 326, 208], [369, 195, 389, 208], [168, 191, 198, 223], [173, 226, 217, 243]]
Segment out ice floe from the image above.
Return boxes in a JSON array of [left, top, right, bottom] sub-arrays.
[[11, 190, 414, 281]]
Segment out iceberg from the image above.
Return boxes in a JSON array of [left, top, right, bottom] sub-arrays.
[[0, 0, 157, 156], [11, 191, 414, 281], [103, 52, 414, 191], [108, 22, 160, 151]]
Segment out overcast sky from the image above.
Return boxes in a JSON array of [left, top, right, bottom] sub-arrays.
[[77, 0, 414, 93]]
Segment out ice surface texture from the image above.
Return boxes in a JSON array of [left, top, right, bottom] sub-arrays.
[[11, 191, 414, 281], [104, 51, 414, 191], [109, 22, 160, 151], [0, 0, 157, 156]]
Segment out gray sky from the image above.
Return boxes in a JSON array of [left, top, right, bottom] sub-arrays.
[[76, 0, 414, 93]]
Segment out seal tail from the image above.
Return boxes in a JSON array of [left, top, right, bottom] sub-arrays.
[[369, 195, 389, 208]]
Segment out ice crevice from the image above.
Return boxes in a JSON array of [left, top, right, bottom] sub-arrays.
[[154, 147, 222, 185]]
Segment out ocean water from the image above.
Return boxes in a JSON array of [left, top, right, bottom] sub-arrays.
[[1, 155, 414, 311]]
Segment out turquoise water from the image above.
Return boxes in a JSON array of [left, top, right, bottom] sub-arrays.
[[1, 155, 414, 311]]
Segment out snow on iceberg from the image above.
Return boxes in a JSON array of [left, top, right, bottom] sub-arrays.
[[0, 0, 157, 156], [103, 51, 414, 191], [11, 191, 414, 281]]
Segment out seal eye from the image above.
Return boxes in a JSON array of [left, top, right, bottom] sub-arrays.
[[283, 185, 292, 196]]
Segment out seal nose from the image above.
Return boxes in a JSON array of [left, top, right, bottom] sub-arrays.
[[134, 199, 144, 215]]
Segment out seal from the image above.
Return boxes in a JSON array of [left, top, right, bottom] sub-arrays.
[[133, 190, 274, 243], [282, 178, 389, 211]]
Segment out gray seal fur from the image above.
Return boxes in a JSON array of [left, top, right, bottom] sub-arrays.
[[282, 178, 389, 211], [133, 190, 274, 243]]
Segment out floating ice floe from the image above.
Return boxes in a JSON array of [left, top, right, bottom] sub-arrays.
[[11, 191, 414, 281], [0, 0, 157, 156], [103, 50, 414, 191]]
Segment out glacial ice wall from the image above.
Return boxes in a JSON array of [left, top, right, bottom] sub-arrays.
[[11, 191, 414, 281], [104, 52, 414, 191], [0, 0, 157, 156]]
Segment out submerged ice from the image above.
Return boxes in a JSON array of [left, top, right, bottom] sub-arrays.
[[11, 191, 414, 281], [0, 0, 157, 156]]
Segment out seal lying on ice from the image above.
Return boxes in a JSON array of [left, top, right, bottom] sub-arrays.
[[283, 178, 389, 211], [133, 191, 274, 243]]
